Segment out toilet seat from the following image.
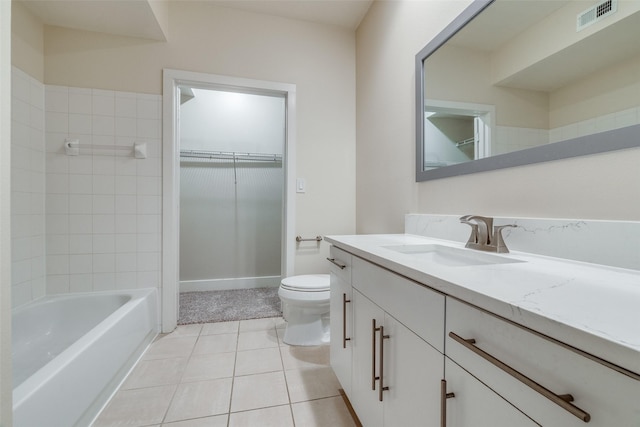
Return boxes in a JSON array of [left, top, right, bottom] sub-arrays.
[[280, 274, 329, 292]]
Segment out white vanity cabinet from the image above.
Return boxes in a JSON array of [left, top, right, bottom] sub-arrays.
[[444, 358, 539, 427], [328, 246, 353, 396], [445, 297, 640, 427], [349, 256, 445, 427]]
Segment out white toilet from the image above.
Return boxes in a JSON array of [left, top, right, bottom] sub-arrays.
[[278, 274, 330, 346]]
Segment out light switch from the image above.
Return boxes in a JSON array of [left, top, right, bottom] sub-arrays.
[[296, 178, 306, 193]]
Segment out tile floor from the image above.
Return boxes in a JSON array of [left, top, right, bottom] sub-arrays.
[[93, 317, 357, 427]]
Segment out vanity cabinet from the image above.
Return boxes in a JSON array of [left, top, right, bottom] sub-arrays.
[[347, 256, 445, 427], [444, 358, 539, 427], [445, 297, 640, 426], [328, 246, 353, 396]]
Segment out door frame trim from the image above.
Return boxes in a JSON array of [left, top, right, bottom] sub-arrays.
[[162, 69, 296, 332]]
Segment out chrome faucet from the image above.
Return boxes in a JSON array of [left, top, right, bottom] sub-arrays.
[[460, 215, 515, 253]]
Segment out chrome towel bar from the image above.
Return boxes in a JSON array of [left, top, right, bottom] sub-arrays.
[[296, 235, 322, 242]]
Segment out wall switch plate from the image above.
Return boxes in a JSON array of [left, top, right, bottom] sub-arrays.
[[296, 178, 306, 193]]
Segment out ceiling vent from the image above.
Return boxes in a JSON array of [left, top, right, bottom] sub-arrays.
[[577, 0, 617, 31]]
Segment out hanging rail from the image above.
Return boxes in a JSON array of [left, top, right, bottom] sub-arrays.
[[64, 139, 147, 159], [179, 149, 282, 162]]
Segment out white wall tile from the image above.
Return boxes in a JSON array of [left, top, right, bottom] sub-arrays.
[[47, 254, 69, 275], [70, 235, 93, 254], [93, 115, 115, 136], [116, 117, 136, 137], [47, 275, 70, 294], [46, 235, 69, 255], [69, 195, 93, 214], [137, 252, 160, 271], [92, 90, 115, 116], [69, 214, 92, 234], [116, 195, 137, 214], [93, 272, 116, 291], [93, 215, 116, 234], [45, 112, 69, 133], [137, 215, 160, 234], [93, 195, 115, 214], [116, 253, 137, 272], [69, 174, 93, 194], [137, 195, 161, 214], [137, 234, 160, 252], [116, 272, 137, 290], [93, 253, 115, 273], [93, 234, 115, 253], [115, 93, 137, 117], [69, 88, 92, 114], [93, 175, 115, 194], [70, 254, 93, 274], [116, 214, 137, 234], [69, 156, 94, 174], [45, 86, 69, 113], [69, 113, 92, 134], [137, 176, 161, 195], [116, 176, 137, 194], [46, 214, 70, 235], [46, 194, 68, 214], [116, 234, 137, 253], [70, 274, 93, 293]]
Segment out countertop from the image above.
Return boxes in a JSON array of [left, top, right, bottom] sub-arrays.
[[325, 234, 640, 377]]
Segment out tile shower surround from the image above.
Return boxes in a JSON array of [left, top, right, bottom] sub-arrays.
[[11, 67, 46, 307]]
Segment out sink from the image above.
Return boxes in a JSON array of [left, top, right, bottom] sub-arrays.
[[382, 244, 525, 267]]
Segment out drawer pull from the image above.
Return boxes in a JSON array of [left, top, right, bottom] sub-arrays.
[[440, 379, 455, 427], [372, 319, 379, 390], [342, 293, 351, 348], [326, 257, 346, 269], [449, 332, 591, 423], [378, 325, 390, 401]]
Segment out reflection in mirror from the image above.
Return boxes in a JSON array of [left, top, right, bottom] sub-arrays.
[[416, 0, 640, 181]]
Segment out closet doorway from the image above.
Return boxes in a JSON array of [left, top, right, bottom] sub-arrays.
[[162, 70, 296, 332]]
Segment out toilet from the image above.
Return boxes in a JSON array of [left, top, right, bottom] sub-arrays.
[[278, 274, 330, 346]]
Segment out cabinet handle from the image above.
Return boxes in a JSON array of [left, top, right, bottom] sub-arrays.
[[342, 293, 351, 348], [440, 379, 455, 427], [326, 257, 346, 269], [378, 325, 390, 402], [372, 319, 379, 390], [449, 332, 591, 423]]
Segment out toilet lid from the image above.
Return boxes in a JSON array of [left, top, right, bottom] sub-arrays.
[[281, 274, 330, 292]]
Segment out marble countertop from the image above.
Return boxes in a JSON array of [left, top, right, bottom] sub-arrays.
[[325, 234, 640, 376]]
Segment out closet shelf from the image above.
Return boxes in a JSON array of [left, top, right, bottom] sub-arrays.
[[180, 149, 282, 162]]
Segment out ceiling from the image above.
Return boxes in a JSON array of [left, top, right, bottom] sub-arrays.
[[19, 0, 374, 41]]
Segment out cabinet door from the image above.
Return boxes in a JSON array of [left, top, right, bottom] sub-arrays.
[[444, 358, 539, 427], [351, 290, 384, 427], [382, 313, 442, 427], [330, 272, 353, 395]]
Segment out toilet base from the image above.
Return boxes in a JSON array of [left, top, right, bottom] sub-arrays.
[[282, 312, 330, 346]]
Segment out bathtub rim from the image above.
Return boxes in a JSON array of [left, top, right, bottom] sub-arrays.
[[12, 287, 158, 407]]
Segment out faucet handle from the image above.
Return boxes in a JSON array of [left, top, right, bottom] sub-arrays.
[[493, 225, 516, 253]]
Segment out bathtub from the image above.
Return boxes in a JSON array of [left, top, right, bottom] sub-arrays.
[[12, 288, 158, 427]]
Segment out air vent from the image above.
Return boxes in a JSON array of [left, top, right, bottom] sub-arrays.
[[577, 0, 617, 31]]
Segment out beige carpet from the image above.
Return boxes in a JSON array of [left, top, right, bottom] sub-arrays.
[[178, 287, 282, 325]]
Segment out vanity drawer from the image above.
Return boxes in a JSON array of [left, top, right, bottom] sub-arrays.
[[352, 256, 444, 353], [445, 297, 640, 426], [328, 246, 352, 284]]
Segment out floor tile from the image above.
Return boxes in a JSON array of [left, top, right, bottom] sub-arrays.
[[291, 396, 357, 427], [239, 317, 279, 332], [93, 384, 176, 427], [192, 333, 238, 355], [228, 405, 294, 427], [230, 371, 289, 412], [144, 336, 197, 360], [164, 378, 233, 423], [237, 329, 279, 351], [181, 352, 235, 382], [234, 347, 283, 377], [122, 357, 187, 389], [284, 366, 341, 403], [201, 321, 239, 335], [280, 344, 330, 370], [170, 324, 203, 337], [162, 414, 228, 426]]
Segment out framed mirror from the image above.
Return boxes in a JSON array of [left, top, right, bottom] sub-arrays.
[[416, 0, 640, 181]]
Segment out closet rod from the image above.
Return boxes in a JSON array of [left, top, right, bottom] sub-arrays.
[[179, 149, 282, 162]]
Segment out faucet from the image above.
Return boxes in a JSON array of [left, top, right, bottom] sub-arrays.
[[460, 215, 515, 253]]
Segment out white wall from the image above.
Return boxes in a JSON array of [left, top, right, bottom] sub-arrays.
[[356, 0, 640, 233], [43, 2, 357, 274], [1, 1, 13, 423]]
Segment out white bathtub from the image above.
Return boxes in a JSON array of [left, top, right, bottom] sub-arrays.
[[12, 288, 158, 427]]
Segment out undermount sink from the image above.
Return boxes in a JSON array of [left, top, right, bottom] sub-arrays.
[[382, 244, 525, 267]]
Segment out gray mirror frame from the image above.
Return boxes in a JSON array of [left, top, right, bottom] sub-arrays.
[[415, 0, 640, 182]]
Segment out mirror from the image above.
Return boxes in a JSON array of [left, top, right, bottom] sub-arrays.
[[416, 0, 640, 181]]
